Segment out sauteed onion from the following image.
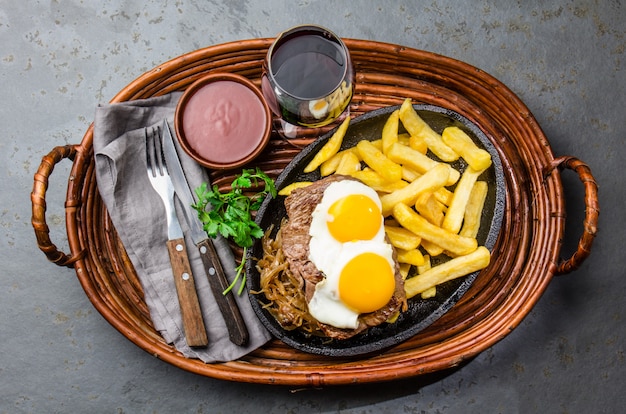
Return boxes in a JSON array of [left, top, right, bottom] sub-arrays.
[[253, 223, 324, 336]]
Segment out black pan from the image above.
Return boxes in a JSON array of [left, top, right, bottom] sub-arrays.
[[246, 104, 505, 357]]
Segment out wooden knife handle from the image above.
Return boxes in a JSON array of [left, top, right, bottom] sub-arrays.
[[166, 238, 209, 347], [197, 239, 249, 346]]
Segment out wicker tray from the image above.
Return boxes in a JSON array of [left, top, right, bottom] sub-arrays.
[[31, 38, 599, 386]]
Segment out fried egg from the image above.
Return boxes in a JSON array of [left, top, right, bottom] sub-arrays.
[[307, 179, 396, 329], [308, 98, 329, 119]]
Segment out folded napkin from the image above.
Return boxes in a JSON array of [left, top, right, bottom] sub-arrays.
[[93, 93, 271, 362]]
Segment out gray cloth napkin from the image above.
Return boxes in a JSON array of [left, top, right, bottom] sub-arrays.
[[92, 92, 271, 362]]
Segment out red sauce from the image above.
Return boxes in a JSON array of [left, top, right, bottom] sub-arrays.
[[181, 80, 268, 164]]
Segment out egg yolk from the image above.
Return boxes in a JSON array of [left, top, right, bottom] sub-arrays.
[[312, 100, 327, 112], [327, 194, 382, 242], [338, 252, 395, 314]]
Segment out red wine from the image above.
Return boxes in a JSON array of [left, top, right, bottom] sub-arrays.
[[261, 26, 354, 128], [263, 26, 354, 127], [271, 34, 346, 99]]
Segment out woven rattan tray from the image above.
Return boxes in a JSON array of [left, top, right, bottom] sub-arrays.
[[31, 38, 599, 386]]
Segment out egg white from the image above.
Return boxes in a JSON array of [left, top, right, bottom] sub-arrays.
[[306, 180, 393, 329], [308, 98, 329, 119], [307, 240, 395, 329], [308, 179, 385, 273]]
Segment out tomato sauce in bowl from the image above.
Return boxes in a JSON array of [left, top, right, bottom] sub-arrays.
[[175, 73, 271, 170]]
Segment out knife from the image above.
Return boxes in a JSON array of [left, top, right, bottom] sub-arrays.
[[161, 119, 249, 346]]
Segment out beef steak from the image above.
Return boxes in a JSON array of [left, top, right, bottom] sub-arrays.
[[279, 174, 407, 340]]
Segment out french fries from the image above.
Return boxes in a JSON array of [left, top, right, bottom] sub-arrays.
[[392, 203, 478, 256], [442, 126, 492, 171], [278, 181, 313, 196], [351, 169, 391, 188], [420, 239, 444, 257], [441, 166, 485, 234], [398, 262, 412, 280], [371, 180, 409, 194], [433, 186, 454, 206], [320, 147, 362, 176], [409, 134, 428, 154], [417, 254, 431, 275], [381, 109, 400, 155], [396, 248, 426, 266], [399, 98, 459, 162], [404, 246, 491, 298], [421, 287, 437, 299], [304, 116, 350, 173], [335, 151, 362, 175], [398, 133, 412, 147], [414, 193, 446, 226], [460, 181, 488, 238], [401, 166, 421, 182], [356, 140, 403, 182], [292, 99, 495, 306], [319, 151, 343, 177], [387, 142, 460, 186], [420, 255, 437, 298], [402, 167, 453, 206], [380, 164, 450, 216], [385, 225, 422, 250]]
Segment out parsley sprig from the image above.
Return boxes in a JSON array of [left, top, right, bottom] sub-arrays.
[[193, 168, 276, 295]]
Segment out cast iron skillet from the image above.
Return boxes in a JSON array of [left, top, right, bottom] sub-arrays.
[[246, 104, 505, 357]]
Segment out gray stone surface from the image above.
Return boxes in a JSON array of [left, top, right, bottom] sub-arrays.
[[1, 1, 624, 413]]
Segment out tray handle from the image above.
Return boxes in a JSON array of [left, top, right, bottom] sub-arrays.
[[544, 156, 599, 275], [31, 145, 85, 268]]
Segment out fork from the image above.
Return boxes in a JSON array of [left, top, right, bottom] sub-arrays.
[[145, 126, 208, 347]]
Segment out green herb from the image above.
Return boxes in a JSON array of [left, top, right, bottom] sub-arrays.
[[193, 168, 276, 295]]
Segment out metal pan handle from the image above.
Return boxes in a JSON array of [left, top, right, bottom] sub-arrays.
[[544, 156, 599, 274]]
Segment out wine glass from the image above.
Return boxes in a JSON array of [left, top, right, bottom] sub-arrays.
[[261, 25, 355, 145]]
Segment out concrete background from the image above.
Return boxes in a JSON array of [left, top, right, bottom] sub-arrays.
[[1, 1, 624, 413]]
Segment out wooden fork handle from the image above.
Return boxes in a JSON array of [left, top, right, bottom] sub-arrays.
[[166, 238, 209, 347]]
